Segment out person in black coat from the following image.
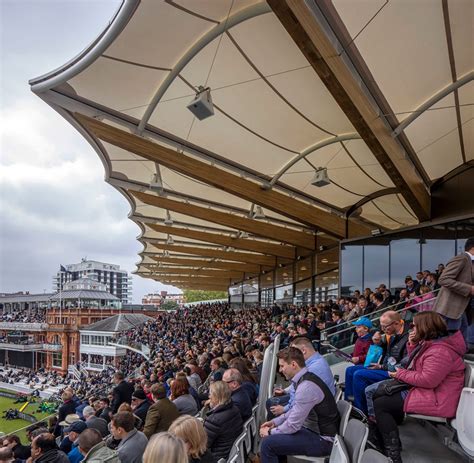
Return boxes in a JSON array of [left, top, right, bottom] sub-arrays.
[[204, 381, 243, 461], [53, 391, 77, 437], [130, 389, 151, 428], [222, 369, 252, 421], [111, 371, 134, 413]]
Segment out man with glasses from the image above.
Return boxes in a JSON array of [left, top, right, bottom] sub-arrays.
[[345, 311, 409, 415], [222, 368, 252, 420]]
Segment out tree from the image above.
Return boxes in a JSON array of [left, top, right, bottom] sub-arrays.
[[183, 290, 228, 303], [161, 300, 179, 311]]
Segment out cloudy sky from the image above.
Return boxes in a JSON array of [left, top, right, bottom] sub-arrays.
[[0, 0, 180, 301]]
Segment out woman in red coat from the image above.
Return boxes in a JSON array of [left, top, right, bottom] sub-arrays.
[[373, 311, 465, 463]]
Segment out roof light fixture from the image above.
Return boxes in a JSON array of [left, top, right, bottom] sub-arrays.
[[164, 210, 173, 226], [311, 167, 330, 187], [187, 86, 214, 120], [166, 235, 174, 245], [253, 206, 265, 219]]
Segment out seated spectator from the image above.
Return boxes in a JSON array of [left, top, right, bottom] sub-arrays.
[[373, 312, 466, 463], [222, 368, 252, 421], [344, 310, 410, 414], [83, 405, 109, 437], [412, 285, 435, 312], [228, 357, 258, 404], [143, 432, 188, 463], [2, 434, 30, 460], [259, 347, 339, 463], [57, 415, 81, 454], [64, 420, 87, 463], [111, 411, 148, 463], [30, 433, 69, 463], [405, 276, 420, 295], [78, 428, 119, 462], [54, 391, 76, 437], [204, 381, 243, 460], [0, 447, 14, 463], [171, 377, 198, 416], [169, 415, 216, 463], [97, 397, 113, 422], [143, 383, 180, 439], [131, 389, 151, 428], [267, 335, 335, 420], [185, 362, 203, 391], [348, 317, 373, 365]]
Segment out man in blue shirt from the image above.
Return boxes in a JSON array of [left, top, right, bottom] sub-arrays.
[[268, 336, 335, 418]]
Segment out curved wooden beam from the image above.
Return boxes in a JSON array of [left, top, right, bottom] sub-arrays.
[[147, 255, 262, 273], [146, 223, 295, 258], [131, 190, 314, 249]]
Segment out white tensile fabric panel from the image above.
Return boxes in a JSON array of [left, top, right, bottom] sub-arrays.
[[373, 195, 419, 226], [267, 66, 356, 136], [104, 0, 214, 69], [458, 81, 474, 160], [404, 94, 462, 179], [448, 0, 474, 78], [68, 57, 166, 118], [172, 0, 260, 23], [332, 0, 387, 40], [339, 0, 452, 114], [359, 202, 402, 230]]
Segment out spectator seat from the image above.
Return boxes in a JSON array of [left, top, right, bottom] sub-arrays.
[[360, 449, 390, 463], [452, 387, 474, 459]]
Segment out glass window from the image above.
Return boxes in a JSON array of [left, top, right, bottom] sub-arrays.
[[260, 271, 274, 289], [295, 279, 312, 306], [421, 239, 455, 272], [340, 244, 362, 296], [364, 245, 389, 292], [295, 257, 312, 282], [275, 284, 293, 302], [260, 288, 273, 308], [276, 265, 293, 287], [315, 248, 339, 275], [314, 269, 339, 303], [390, 238, 420, 290]]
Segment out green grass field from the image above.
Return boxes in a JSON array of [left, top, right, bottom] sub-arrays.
[[0, 394, 53, 443]]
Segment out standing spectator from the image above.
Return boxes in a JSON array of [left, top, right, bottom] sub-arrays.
[[143, 432, 188, 463], [169, 415, 216, 463], [111, 412, 148, 463], [204, 381, 243, 460], [143, 383, 180, 439], [78, 428, 119, 462], [433, 237, 474, 346], [54, 391, 76, 437], [111, 372, 134, 413]]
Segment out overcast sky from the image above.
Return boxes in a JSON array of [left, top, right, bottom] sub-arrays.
[[0, 0, 181, 301]]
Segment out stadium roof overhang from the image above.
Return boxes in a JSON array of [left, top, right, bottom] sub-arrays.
[[30, 0, 473, 290]]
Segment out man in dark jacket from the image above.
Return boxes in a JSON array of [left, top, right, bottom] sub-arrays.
[[143, 383, 180, 439], [130, 389, 151, 428], [349, 311, 410, 414], [222, 369, 252, 421], [54, 391, 77, 437], [30, 433, 69, 463], [111, 372, 134, 413], [83, 406, 109, 437]]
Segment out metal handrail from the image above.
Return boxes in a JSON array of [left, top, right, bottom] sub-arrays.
[[322, 290, 441, 341], [320, 287, 441, 336], [3, 412, 57, 438]]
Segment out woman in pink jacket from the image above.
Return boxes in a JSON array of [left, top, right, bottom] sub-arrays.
[[373, 311, 465, 463]]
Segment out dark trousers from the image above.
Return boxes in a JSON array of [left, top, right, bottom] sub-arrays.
[[373, 392, 405, 435], [260, 428, 333, 463]]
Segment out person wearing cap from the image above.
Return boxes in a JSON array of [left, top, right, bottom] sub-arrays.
[[57, 414, 81, 454], [64, 421, 88, 463], [350, 317, 373, 365], [131, 389, 151, 428], [83, 405, 109, 438]]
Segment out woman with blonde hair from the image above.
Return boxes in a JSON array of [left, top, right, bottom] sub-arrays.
[[143, 432, 188, 463], [203, 381, 242, 460], [169, 415, 215, 463]]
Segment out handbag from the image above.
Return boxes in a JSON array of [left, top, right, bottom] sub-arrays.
[[373, 378, 410, 399]]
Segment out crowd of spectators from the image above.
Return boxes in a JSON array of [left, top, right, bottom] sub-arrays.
[[0, 238, 472, 463], [0, 309, 46, 324]]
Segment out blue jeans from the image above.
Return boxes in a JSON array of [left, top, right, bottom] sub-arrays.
[[365, 382, 380, 418], [261, 428, 333, 463], [344, 365, 365, 399], [265, 394, 290, 420], [353, 369, 389, 414]]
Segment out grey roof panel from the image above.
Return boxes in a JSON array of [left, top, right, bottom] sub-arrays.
[[83, 313, 154, 332]]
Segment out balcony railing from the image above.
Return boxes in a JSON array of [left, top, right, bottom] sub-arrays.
[[42, 343, 62, 352], [0, 322, 48, 331], [0, 343, 43, 351]]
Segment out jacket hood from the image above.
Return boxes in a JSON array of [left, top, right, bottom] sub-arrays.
[[85, 442, 119, 462], [429, 330, 466, 356]]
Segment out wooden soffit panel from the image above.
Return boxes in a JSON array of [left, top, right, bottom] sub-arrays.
[[76, 113, 372, 238], [148, 255, 262, 273]]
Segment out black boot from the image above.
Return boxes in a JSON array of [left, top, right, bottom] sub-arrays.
[[367, 420, 384, 452], [382, 430, 403, 463]]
